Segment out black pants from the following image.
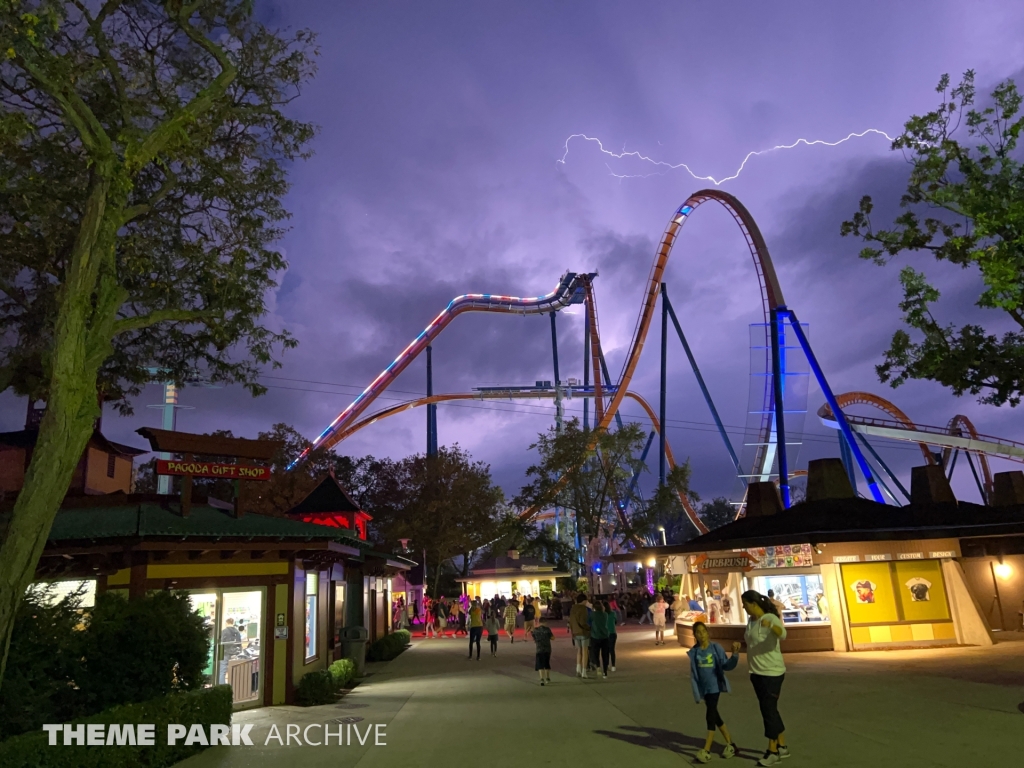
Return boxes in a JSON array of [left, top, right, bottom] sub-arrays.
[[488, 634, 498, 653], [592, 637, 610, 673], [468, 627, 482, 658], [608, 634, 617, 666], [750, 673, 785, 740], [704, 692, 724, 731]]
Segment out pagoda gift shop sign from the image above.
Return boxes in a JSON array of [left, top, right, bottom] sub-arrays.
[[156, 459, 270, 481]]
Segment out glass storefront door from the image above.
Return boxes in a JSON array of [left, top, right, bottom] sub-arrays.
[[188, 588, 265, 706]]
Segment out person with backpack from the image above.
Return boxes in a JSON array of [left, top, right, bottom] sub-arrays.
[[740, 590, 790, 766], [522, 597, 537, 638], [689, 621, 739, 763]]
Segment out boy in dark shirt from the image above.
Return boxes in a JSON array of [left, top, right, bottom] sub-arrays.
[[531, 616, 555, 686]]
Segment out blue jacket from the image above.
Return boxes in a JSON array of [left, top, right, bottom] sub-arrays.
[[687, 642, 738, 703]]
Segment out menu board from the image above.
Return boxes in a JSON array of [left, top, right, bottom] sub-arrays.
[[748, 543, 814, 569]]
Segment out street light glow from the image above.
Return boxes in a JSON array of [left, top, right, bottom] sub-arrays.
[[994, 562, 1012, 579]]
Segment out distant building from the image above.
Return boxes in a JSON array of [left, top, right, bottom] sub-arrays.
[[458, 549, 569, 598]]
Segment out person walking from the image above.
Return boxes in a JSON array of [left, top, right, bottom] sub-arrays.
[[467, 599, 484, 660], [485, 606, 501, 656], [689, 621, 739, 763], [504, 598, 519, 643], [603, 600, 618, 672], [638, 592, 653, 625], [531, 615, 555, 685], [569, 593, 591, 678], [651, 593, 669, 645], [424, 597, 435, 638], [522, 597, 537, 639], [590, 601, 611, 678], [740, 590, 790, 766], [436, 596, 449, 638]]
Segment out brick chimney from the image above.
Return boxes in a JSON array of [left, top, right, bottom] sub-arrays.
[[910, 465, 957, 505], [744, 481, 782, 517], [992, 470, 1024, 507], [507, 549, 520, 560], [805, 458, 855, 502]]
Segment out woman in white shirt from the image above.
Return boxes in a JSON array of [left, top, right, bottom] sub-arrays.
[[737, 590, 790, 766]]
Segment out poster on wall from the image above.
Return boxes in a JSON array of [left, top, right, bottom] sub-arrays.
[[905, 578, 932, 601], [852, 580, 877, 604], [750, 543, 813, 569]]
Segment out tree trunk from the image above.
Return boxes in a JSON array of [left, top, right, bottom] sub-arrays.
[[0, 173, 114, 687]]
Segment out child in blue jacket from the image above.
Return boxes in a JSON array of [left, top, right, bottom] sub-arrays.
[[688, 621, 739, 763]]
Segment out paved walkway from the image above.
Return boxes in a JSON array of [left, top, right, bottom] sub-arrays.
[[178, 625, 1024, 767]]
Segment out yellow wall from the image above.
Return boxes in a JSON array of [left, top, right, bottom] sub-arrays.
[[894, 560, 950, 622], [84, 447, 133, 494], [147, 562, 288, 579], [841, 563, 900, 624], [108, 569, 130, 586]]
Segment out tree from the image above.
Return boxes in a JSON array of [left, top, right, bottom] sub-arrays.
[[841, 71, 1024, 406], [697, 497, 736, 532], [367, 445, 506, 597], [515, 418, 696, 552], [0, 1, 317, 685]]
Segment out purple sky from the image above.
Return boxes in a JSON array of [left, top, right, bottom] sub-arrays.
[[5, 0, 1024, 507]]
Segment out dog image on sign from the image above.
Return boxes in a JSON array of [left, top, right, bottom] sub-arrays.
[[905, 577, 932, 602]]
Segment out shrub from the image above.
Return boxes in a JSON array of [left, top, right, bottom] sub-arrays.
[[0, 585, 90, 741], [76, 590, 209, 714], [0, 685, 232, 768], [295, 670, 338, 706], [328, 658, 356, 688], [366, 629, 410, 662], [0, 587, 211, 740]]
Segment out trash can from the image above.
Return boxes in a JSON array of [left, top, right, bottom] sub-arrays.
[[340, 626, 369, 678]]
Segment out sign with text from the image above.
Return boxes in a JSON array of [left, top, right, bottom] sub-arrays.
[[694, 552, 758, 573], [156, 460, 270, 481]]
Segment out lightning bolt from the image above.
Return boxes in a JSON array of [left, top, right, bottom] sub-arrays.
[[557, 129, 896, 185]]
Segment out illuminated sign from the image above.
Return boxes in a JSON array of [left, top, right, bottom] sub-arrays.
[[897, 552, 924, 560], [156, 460, 270, 481], [866, 554, 892, 561], [694, 552, 757, 573], [832, 555, 861, 563], [929, 551, 956, 559]]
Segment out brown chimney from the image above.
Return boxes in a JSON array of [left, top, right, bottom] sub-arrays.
[[992, 471, 1024, 507], [910, 465, 957, 505], [805, 458, 855, 502], [744, 481, 783, 517], [507, 549, 520, 560]]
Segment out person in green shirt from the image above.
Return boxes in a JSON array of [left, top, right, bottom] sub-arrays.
[[602, 600, 618, 672]]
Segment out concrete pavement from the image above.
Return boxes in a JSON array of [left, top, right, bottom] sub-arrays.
[[176, 624, 1024, 767]]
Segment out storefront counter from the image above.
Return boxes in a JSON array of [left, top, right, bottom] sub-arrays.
[[675, 619, 834, 653]]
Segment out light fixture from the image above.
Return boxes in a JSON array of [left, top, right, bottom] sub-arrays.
[[994, 562, 1012, 580], [647, 557, 656, 568]]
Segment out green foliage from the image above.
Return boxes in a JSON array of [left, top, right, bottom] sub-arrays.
[[0, 685, 232, 767], [841, 71, 1024, 406], [0, 587, 210, 740], [295, 669, 337, 706], [328, 658, 356, 688], [697, 497, 737, 532], [517, 418, 692, 545], [0, 584, 88, 740], [366, 629, 411, 662], [76, 590, 209, 714]]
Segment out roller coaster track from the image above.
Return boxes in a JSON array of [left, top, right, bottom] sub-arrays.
[[288, 272, 594, 469], [817, 392, 1022, 500], [301, 189, 788, 534], [325, 387, 702, 524]]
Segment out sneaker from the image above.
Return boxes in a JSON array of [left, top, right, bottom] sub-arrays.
[[540, 680, 545, 686], [694, 748, 712, 764], [602, 672, 607, 678], [757, 751, 781, 766], [722, 743, 736, 759], [778, 746, 790, 760], [610, 666, 616, 672], [581, 671, 589, 679]]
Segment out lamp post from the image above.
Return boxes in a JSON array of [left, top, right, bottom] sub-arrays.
[[658, 526, 667, 547]]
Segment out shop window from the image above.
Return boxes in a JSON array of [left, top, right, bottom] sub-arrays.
[[752, 574, 828, 623], [305, 572, 318, 660], [841, 561, 950, 625], [106, 452, 116, 478], [894, 560, 949, 622]]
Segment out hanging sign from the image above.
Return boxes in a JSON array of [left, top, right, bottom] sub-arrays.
[[694, 552, 758, 573], [156, 459, 270, 481]]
